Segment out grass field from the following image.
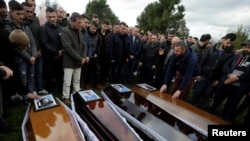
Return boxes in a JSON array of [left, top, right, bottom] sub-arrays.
[[0, 84, 248, 141]]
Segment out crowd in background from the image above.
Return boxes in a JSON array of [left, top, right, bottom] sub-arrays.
[[0, 0, 250, 134]]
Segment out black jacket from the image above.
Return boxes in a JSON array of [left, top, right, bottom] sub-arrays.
[[39, 22, 63, 57], [199, 43, 234, 80]]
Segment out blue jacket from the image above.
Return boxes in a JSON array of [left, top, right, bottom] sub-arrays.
[[164, 47, 198, 90]]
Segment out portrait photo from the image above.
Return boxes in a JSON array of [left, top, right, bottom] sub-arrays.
[[33, 94, 59, 112]]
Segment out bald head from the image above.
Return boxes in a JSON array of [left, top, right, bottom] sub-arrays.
[[56, 6, 65, 22], [171, 37, 180, 48]]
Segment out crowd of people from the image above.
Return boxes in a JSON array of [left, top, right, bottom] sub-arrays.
[[0, 0, 250, 134]]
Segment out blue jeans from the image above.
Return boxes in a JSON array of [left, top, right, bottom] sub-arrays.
[[15, 61, 35, 94]]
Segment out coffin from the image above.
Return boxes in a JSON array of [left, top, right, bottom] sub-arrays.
[[71, 89, 142, 141], [102, 84, 194, 141], [22, 98, 85, 141], [102, 84, 230, 141]]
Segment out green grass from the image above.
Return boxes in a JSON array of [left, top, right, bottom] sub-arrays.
[[1, 83, 247, 140]]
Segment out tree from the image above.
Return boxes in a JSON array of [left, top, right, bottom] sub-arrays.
[[45, 0, 58, 9], [85, 0, 120, 25], [228, 25, 250, 49], [137, 0, 189, 38]]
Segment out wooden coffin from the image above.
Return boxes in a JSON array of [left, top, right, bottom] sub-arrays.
[[102, 84, 195, 141], [131, 85, 230, 138], [22, 98, 85, 141], [72, 89, 142, 141], [103, 85, 228, 140]]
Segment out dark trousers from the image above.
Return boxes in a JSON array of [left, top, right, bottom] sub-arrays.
[[43, 56, 63, 93], [99, 59, 111, 83], [191, 76, 217, 109], [209, 84, 248, 121], [140, 64, 156, 86], [111, 61, 126, 83], [170, 73, 196, 101], [34, 56, 44, 91], [84, 58, 100, 86], [127, 59, 137, 83]]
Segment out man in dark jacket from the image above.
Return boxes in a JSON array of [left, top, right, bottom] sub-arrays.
[[83, 21, 101, 89], [127, 26, 142, 84], [210, 39, 250, 122], [155, 31, 177, 89], [160, 41, 198, 101], [139, 31, 160, 86], [39, 7, 63, 93], [97, 19, 111, 84], [61, 12, 87, 104], [109, 22, 131, 83], [190, 33, 235, 109]]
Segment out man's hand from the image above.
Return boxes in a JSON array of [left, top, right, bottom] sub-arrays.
[[130, 55, 135, 60], [29, 56, 36, 65], [80, 58, 86, 64], [0, 66, 13, 80], [172, 90, 181, 100], [55, 50, 64, 59], [152, 65, 156, 69], [160, 84, 167, 93], [139, 62, 142, 67], [196, 76, 201, 82], [85, 57, 90, 63], [228, 73, 239, 82], [159, 48, 165, 55]]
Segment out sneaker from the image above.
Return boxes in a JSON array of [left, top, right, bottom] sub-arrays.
[[38, 89, 48, 94], [63, 98, 71, 105], [11, 94, 23, 101]]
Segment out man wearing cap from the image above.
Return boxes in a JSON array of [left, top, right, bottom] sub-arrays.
[[209, 39, 250, 122], [160, 41, 199, 101]]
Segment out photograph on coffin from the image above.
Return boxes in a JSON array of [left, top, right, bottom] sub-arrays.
[[110, 84, 132, 93], [78, 89, 102, 102], [137, 83, 157, 91], [33, 94, 59, 112]]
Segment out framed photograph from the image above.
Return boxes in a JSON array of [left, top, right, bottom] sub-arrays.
[[78, 89, 102, 102], [137, 83, 157, 92], [33, 94, 59, 112], [111, 84, 131, 93]]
